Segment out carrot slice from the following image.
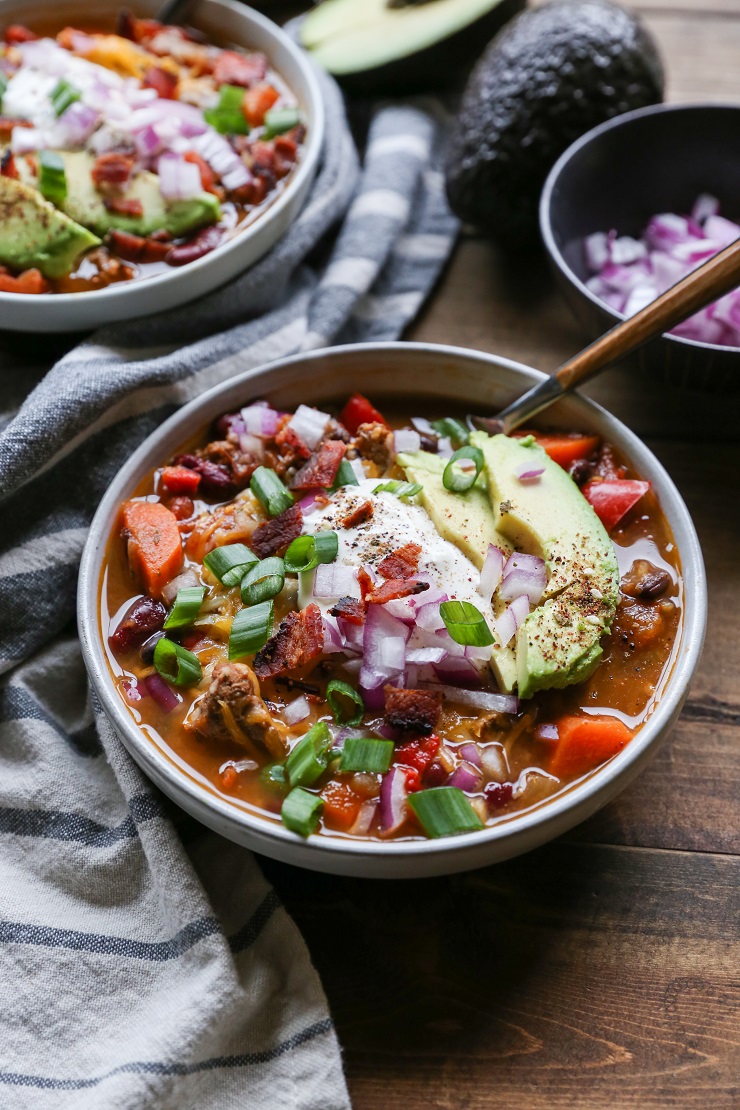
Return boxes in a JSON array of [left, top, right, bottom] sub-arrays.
[[549, 714, 634, 779], [515, 431, 600, 469], [122, 500, 183, 598]]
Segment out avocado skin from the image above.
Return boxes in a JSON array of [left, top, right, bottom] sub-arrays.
[[445, 0, 664, 244], [315, 0, 526, 96]]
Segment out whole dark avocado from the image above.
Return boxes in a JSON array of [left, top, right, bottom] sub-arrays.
[[445, 0, 664, 245]]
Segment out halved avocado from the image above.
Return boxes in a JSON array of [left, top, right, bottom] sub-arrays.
[[299, 0, 525, 95]]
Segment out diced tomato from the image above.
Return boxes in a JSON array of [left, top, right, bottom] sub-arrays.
[[160, 465, 201, 496], [320, 781, 361, 831], [340, 393, 387, 435], [516, 431, 600, 469], [184, 150, 219, 195], [242, 83, 279, 127], [0, 269, 50, 294], [583, 478, 650, 532], [143, 66, 178, 99], [549, 715, 634, 779], [403, 767, 422, 793], [4, 24, 37, 44], [394, 735, 440, 778]]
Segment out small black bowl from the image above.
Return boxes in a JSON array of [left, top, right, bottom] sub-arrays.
[[540, 103, 740, 395]]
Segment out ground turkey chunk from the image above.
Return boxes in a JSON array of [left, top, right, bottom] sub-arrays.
[[353, 421, 392, 471], [186, 660, 288, 760]]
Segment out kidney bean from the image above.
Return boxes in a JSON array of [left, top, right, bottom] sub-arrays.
[[140, 630, 166, 664], [166, 226, 223, 267], [110, 596, 166, 652], [174, 453, 234, 497], [485, 781, 513, 811], [621, 559, 672, 601], [167, 496, 194, 521]]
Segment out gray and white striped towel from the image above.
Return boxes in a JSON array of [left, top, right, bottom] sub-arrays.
[[0, 64, 458, 1108]]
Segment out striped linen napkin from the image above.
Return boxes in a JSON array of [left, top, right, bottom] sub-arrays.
[[0, 67, 458, 1107]]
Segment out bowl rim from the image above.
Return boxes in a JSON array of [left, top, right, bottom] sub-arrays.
[[539, 100, 740, 355], [78, 340, 707, 867], [0, 0, 325, 310]]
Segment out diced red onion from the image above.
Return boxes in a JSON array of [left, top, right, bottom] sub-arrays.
[[415, 599, 448, 633], [458, 742, 482, 767], [499, 553, 546, 605], [123, 679, 146, 704], [411, 416, 435, 436], [161, 568, 200, 605], [436, 437, 454, 459], [238, 432, 264, 459], [494, 593, 530, 647], [448, 761, 482, 793], [296, 491, 323, 516], [157, 153, 202, 201], [220, 757, 258, 774], [421, 683, 518, 715], [480, 744, 509, 783], [350, 800, 378, 836], [55, 101, 99, 147], [144, 673, 181, 713], [11, 127, 46, 154], [382, 597, 418, 623], [406, 646, 447, 665], [314, 563, 358, 599], [348, 458, 366, 482], [432, 657, 482, 687], [240, 401, 269, 435], [191, 130, 250, 190], [282, 694, 311, 725], [535, 723, 559, 742], [360, 603, 409, 692], [322, 615, 345, 654], [479, 544, 505, 598], [514, 459, 545, 483], [286, 404, 330, 450], [393, 429, 421, 454], [584, 197, 740, 348], [379, 767, 409, 835]]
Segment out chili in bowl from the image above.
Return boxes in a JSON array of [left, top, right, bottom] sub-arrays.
[[79, 343, 706, 877], [0, 0, 323, 331]]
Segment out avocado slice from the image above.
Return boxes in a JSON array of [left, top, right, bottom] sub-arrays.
[[15, 151, 221, 239], [0, 175, 100, 280], [445, 0, 664, 244], [300, 0, 525, 94], [471, 432, 620, 699]]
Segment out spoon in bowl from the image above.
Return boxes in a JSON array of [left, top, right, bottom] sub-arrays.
[[470, 235, 740, 435]]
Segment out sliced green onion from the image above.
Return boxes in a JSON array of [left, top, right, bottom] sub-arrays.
[[284, 531, 338, 574], [439, 600, 494, 646], [38, 150, 67, 205], [50, 78, 81, 117], [373, 480, 422, 501], [0, 73, 7, 111], [241, 556, 285, 606], [203, 543, 258, 587], [408, 787, 484, 838], [281, 786, 323, 837], [163, 585, 206, 630], [228, 600, 274, 659], [339, 736, 393, 774], [431, 417, 470, 448], [261, 762, 289, 794], [263, 106, 301, 139], [330, 458, 360, 490], [286, 720, 332, 788], [250, 466, 295, 517], [325, 679, 364, 727], [204, 84, 249, 135], [442, 445, 484, 493], [153, 637, 202, 687]]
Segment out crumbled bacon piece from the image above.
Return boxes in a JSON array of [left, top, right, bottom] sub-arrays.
[[213, 49, 267, 88], [356, 566, 374, 602], [117, 9, 161, 43], [328, 596, 366, 626], [106, 229, 171, 264], [250, 503, 303, 559], [184, 150, 220, 195], [273, 136, 298, 179], [91, 152, 135, 194], [339, 499, 374, 530], [253, 603, 324, 679], [143, 66, 178, 99], [275, 421, 311, 461], [104, 196, 144, 218], [175, 453, 235, 498], [291, 440, 347, 491], [367, 579, 429, 605], [384, 687, 442, 736], [377, 543, 422, 580]]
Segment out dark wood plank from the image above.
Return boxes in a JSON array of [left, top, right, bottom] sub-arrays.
[[266, 842, 740, 1109]]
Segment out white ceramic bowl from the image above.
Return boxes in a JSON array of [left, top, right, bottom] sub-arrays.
[[78, 343, 707, 877], [0, 0, 324, 332]]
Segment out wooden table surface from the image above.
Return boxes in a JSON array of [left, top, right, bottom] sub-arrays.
[[265, 3, 740, 1105]]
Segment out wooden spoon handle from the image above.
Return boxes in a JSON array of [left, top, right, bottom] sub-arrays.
[[556, 234, 740, 390]]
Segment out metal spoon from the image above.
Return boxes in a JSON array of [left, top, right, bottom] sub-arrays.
[[470, 235, 740, 436]]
